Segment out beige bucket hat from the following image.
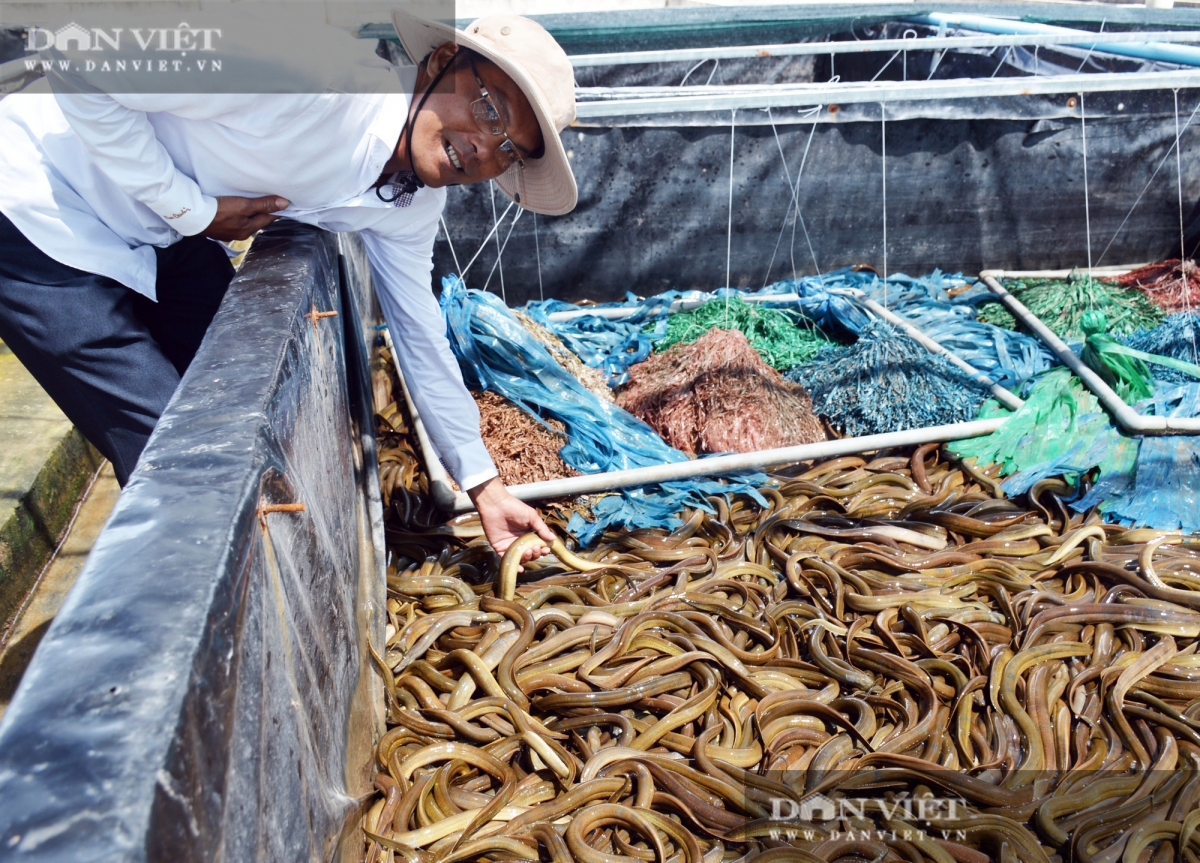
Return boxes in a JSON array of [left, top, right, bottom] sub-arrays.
[[391, 10, 578, 216]]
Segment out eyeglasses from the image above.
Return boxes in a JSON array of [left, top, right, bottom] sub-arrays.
[[467, 57, 526, 174]]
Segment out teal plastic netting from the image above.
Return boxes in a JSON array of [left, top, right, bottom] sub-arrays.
[[786, 318, 992, 436]]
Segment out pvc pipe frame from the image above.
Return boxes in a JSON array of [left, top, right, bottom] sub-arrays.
[[979, 270, 1200, 434], [574, 69, 1200, 119], [406, 374, 1007, 512], [389, 306, 1014, 512], [569, 30, 1200, 68]]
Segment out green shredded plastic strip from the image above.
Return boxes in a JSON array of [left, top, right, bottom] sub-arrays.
[[1080, 310, 1200, 404], [650, 296, 836, 370], [1080, 310, 1155, 403], [949, 367, 1137, 499], [950, 368, 1107, 477], [977, 301, 1017, 331], [992, 273, 1165, 340]]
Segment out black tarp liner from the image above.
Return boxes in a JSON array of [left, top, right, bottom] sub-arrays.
[[436, 87, 1200, 306], [0, 223, 386, 862]]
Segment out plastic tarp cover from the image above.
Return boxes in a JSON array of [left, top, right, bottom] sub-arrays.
[[0, 223, 386, 862]]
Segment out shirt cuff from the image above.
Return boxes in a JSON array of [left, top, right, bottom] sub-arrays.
[[146, 171, 218, 236], [454, 439, 500, 493]]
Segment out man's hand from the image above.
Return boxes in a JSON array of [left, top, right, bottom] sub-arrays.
[[200, 195, 290, 241], [468, 476, 553, 565]]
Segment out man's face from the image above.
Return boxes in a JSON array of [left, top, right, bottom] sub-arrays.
[[410, 45, 545, 188]]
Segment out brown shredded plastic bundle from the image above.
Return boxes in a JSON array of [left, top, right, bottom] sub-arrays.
[[1113, 258, 1200, 313], [474, 390, 578, 485], [617, 328, 826, 456], [512, 309, 614, 402]]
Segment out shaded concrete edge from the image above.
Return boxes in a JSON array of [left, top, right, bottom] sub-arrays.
[[0, 428, 103, 634]]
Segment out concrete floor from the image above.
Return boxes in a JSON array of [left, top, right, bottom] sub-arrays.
[[0, 339, 122, 721], [0, 343, 105, 632], [0, 462, 120, 721]]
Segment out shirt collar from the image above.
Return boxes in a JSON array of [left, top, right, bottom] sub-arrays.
[[367, 65, 418, 153]]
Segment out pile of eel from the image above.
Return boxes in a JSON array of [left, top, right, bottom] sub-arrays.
[[371, 400, 1200, 863]]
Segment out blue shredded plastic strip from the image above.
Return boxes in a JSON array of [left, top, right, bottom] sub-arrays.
[[852, 271, 1059, 388], [440, 276, 768, 543], [1096, 383, 1200, 531]]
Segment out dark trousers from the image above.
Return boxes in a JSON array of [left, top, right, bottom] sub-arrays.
[[0, 213, 235, 485]]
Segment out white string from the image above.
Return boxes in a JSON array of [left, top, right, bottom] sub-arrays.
[[881, 101, 888, 307], [680, 58, 713, 87], [1075, 20, 1104, 74], [488, 180, 506, 301], [761, 115, 813, 287], [1074, 43, 1099, 73], [726, 108, 736, 300], [459, 200, 516, 282], [870, 51, 902, 82], [483, 206, 524, 293], [1079, 26, 1101, 288], [1175, 89, 1196, 363], [533, 211, 544, 302], [439, 216, 462, 275], [926, 44, 945, 80], [1080, 92, 1093, 278], [792, 111, 822, 283], [705, 60, 721, 87], [1097, 98, 1200, 265], [990, 46, 1011, 78], [763, 108, 823, 287]]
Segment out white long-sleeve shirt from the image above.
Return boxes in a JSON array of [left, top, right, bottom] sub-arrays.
[[0, 40, 498, 491]]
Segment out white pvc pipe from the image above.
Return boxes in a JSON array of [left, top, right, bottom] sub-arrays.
[[392, 336, 1009, 511], [383, 327, 462, 510], [996, 265, 1148, 280], [393, 305, 1014, 512], [979, 270, 1200, 435], [573, 69, 1200, 118], [414, 403, 1007, 513], [569, 31, 1200, 68], [913, 12, 1200, 68]]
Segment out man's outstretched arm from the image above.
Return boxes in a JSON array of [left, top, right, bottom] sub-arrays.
[[357, 223, 551, 561]]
